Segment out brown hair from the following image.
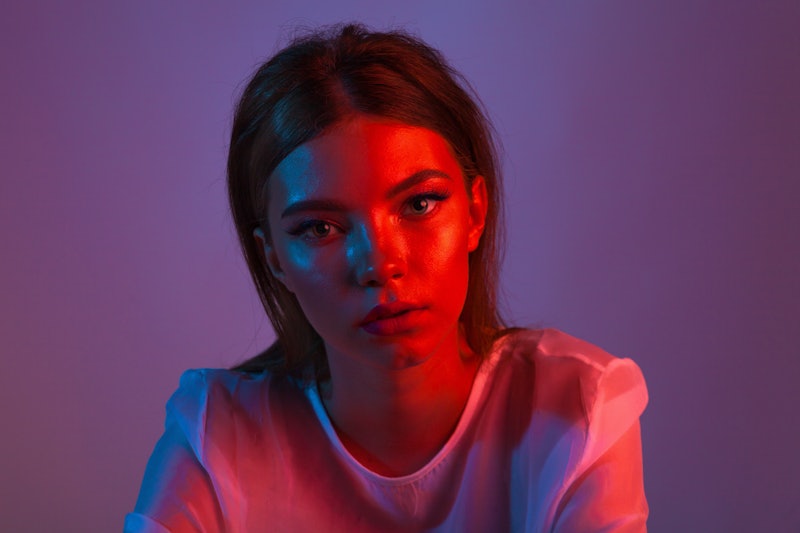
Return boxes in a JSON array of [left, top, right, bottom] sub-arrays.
[[228, 23, 507, 379]]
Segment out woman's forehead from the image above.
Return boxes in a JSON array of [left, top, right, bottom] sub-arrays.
[[269, 116, 463, 204]]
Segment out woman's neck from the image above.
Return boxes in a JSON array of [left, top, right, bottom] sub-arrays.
[[319, 331, 481, 477]]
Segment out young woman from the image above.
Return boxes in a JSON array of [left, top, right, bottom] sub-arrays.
[[126, 24, 648, 532]]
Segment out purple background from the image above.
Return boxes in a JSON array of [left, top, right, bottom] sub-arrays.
[[2, 2, 798, 531]]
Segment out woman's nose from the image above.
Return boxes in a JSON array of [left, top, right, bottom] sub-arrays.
[[351, 222, 407, 287]]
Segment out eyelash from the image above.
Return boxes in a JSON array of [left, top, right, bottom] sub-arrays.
[[287, 189, 451, 242], [288, 220, 341, 241], [403, 189, 450, 217]]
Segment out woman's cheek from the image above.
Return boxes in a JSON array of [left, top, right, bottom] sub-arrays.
[[276, 242, 326, 298], [282, 240, 337, 276], [425, 219, 470, 262]]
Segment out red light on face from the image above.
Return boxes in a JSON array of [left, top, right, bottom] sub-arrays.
[[260, 115, 486, 370]]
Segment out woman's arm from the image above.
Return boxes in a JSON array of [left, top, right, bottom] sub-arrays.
[[125, 369, 228, 532], [125, 422, 225, 532], [553, 421, 648, 532]]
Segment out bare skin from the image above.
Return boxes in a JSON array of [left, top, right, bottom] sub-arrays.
[[320, 326, 481, 476]]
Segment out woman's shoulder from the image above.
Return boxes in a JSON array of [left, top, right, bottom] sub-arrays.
[[164, 368, 309, 454], [168, 366, 310, 412], [486, 330, 649, 528], [496, 327, 627, 365], [493, 328, 648, 425], [167, 368, 265, 414], [172, 367, 269, 395]]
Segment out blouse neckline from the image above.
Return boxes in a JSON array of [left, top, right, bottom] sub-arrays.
[[302, 341, 504, 485]]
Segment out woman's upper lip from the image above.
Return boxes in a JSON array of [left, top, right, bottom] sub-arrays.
[[358, 302, 423, 325]]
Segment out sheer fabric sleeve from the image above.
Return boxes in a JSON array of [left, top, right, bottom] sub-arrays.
[[124, 370, 225, 532], [552, 358, 649, 532]]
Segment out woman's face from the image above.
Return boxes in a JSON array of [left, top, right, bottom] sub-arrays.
[[258, 115, 487, 371]]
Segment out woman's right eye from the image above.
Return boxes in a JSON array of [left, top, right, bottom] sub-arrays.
[[307, 222, 331, 238], [289, 220, 340, 242]]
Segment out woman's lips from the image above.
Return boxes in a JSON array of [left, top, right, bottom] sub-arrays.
[[358, 303, 425, 336]]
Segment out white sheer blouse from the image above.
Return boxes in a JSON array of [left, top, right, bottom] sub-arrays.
[[126, 329, 649, 532]]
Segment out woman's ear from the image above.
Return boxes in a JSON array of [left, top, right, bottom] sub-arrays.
[[467, 176, 488, 252], [253, 227, 293, 293]]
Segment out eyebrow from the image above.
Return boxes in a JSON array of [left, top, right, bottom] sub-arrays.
[[280, 199, 348, 219], [385, 169, 453, 198], [280, 169, 453, 219]]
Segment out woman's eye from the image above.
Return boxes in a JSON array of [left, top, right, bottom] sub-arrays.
[[405, 193, 447, 216], [410, 197, 431, 214], [289, 220, 339, 241], [308, 222, 331, 238]]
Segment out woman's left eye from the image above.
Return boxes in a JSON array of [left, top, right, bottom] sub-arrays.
[[404, 193, 447, 216]]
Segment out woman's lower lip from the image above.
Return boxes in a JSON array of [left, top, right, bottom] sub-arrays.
[[360, 309, 423, 336]]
